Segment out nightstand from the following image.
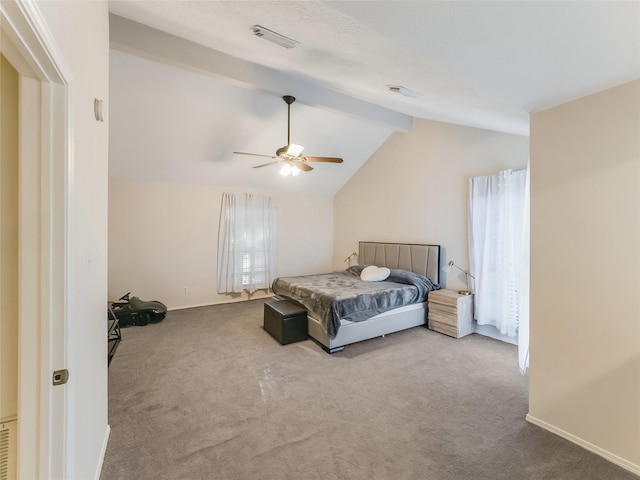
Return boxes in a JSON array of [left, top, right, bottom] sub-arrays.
[[427, 289, 474, 338]]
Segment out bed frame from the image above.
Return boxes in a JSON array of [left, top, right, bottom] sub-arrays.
[[307, 241, 440, 353]]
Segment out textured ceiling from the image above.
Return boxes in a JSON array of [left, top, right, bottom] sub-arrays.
[[108, 0, 640, 195]]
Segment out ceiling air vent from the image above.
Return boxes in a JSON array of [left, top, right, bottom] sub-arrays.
[[387, 85, 422, 98], [251, 25, 299, 49]]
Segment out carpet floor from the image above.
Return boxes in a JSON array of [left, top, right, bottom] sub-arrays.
[[100, 299, 635, 480]]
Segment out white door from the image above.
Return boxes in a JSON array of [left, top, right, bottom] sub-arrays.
[[1, 3, 71, 478], [0, 50, 20, 480]]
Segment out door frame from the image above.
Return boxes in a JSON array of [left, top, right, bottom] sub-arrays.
[[1, 2, 71, 478]]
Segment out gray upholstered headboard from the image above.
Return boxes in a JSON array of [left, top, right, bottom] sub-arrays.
[[359, 242, 441, 284]]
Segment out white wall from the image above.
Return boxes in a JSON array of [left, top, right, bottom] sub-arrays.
[[334, 118, 529, 291], [108, 178, 333, 309], [529, 80, 640, 473], [36, 1, 111, 478], [109, 120, 529, 309]]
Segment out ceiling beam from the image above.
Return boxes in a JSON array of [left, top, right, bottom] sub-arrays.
[[109, 14, 412, 133]]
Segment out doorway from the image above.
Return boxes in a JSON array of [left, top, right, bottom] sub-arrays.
[[1, 4, 71, 478]]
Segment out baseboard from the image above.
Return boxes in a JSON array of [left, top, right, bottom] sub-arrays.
[[93, 424, 111, 480], [168, 295, 275, 311], [168, 301, 224, 311], [474, 323, 518, 345], [526, 414, 640, 476]]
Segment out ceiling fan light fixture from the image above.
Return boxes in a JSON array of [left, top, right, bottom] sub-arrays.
[[386, 85, 422, 98], [286, 143, 304, 157], [250, 25, 300, 49], [279, 164, 301, 177], [279, 164, 291, 176]]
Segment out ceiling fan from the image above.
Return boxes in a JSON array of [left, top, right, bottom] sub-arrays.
[[233, 95, 343, 175]]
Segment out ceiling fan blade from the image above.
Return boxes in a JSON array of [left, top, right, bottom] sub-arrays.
[[233, 151, 277, 159], [304, 156, 344, 163], [296, 162, 313, 172], [253, 161, 280, 169]]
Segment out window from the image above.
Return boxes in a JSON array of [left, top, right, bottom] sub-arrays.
[[469, 169, 527, 338], [217, 193, 277, 294]]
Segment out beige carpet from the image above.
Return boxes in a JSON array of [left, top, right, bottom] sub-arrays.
[[101, 299, 635, 480]]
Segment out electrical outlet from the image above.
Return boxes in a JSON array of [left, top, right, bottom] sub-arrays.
[[183, 287, 188, 294]]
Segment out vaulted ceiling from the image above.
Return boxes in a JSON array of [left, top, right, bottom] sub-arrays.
[[108, 1, 640, 195]]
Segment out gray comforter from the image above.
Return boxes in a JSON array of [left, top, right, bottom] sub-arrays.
[[271, 266, 439, 339]]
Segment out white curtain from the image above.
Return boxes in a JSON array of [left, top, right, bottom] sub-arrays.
[[518, 162, 531, 374], [469, 169, 527, 340], [217, 192, 277, 294]]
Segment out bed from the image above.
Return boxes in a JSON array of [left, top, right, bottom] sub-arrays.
[[272, 241, 441, 353]]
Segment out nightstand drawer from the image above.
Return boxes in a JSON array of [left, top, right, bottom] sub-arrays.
[[428, 289, 462, 307], [429, 319, 459, 337], [427, 309, 457, 327], [428, 302, 457, 318]]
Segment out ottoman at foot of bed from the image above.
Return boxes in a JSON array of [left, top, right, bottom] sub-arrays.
[[263, 300, 308, 345]]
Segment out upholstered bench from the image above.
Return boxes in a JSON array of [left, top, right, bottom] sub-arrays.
[[263, 300, 308, 345]]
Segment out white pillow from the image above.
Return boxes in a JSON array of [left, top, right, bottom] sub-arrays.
[[360, 265, 391, 282]]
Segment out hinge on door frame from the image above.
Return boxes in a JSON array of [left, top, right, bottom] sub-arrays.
[[52, 369, 69, 386]]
